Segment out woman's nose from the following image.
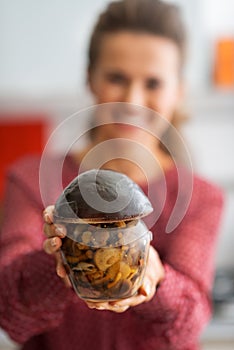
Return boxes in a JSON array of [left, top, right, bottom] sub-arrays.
[[123, 83, 146, 106]]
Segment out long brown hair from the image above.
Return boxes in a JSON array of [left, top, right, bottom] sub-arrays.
[[88, 0, 186, 72], [87, 0, 188, 156]]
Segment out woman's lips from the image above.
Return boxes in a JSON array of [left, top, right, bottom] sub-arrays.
[[114, 123, 145, 133]]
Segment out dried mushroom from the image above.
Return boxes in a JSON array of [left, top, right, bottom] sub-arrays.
[[54, 169, 153, 301]]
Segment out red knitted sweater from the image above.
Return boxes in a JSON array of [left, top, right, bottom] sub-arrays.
[[0, 155, 224, 350]]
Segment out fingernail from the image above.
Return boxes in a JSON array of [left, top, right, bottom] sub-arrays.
[[56, 265, 62, 276], [96, 306, 105, 310], [55, 226, 65, 237], [51, 237, 57, 247], [44, 213, 51, 223], [109, 302, 119, 308], [56, 265, 65, 278], [142, 283, 151, 297]]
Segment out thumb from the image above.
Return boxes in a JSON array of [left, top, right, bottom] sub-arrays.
[[139, 277, 153, 297]]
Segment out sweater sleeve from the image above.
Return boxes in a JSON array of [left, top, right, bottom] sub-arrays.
[[132, 178, 224, 346], [0, 165, 75, 344]]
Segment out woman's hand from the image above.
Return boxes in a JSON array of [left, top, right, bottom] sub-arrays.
[[43, 205, 71, 287], [86, 245, 165, 313], [43, 207, 165, 311]]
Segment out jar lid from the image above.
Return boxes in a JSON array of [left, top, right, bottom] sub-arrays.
[[54, 169, 153, 223]]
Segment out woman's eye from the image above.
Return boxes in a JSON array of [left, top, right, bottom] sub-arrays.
[[106, 73, 126, 85], [146, 78, 162, 90]]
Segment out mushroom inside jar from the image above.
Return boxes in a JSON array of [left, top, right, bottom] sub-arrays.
[[55, 169, 153, 301], [60, 219, 151, 301]]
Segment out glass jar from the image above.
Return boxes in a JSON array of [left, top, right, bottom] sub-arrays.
[[56, 219, 152, 301]]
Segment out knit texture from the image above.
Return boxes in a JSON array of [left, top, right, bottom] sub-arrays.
[[0, 155, 224, 350]]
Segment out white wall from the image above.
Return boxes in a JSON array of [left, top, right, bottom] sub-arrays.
[[202, 0, 234, 37], [0, 0, 110, 96], [1, 0, 234, 96], [183, 93, 234, 268]]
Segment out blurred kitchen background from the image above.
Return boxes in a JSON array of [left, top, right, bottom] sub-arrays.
[[0, 0, 234, 349]]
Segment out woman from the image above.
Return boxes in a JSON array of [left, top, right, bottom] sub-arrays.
[[0, 1, 223, 349]]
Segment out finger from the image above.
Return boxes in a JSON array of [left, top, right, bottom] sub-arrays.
[[43, 222, 66, 238], [85, 301, 129, 313], [54, 224, 66, 237], [63, 275, 72, 288], [56, 262, 67, 278], [85, 302, 109, 311], [43, 237, 62, 254], [43, 223, 56, 238], [56, 264, 71, 287], [43, 205, 55, 224], [56, 266, 72, 288], [54, 252, 72, 287], [139, 277, 154, 298], [107, 304, 129, 313], [110, 294, 146, 308], [55, 251, 68, 278]]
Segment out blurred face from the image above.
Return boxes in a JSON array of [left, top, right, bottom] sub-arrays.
[[88, 31, 183, 145]]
